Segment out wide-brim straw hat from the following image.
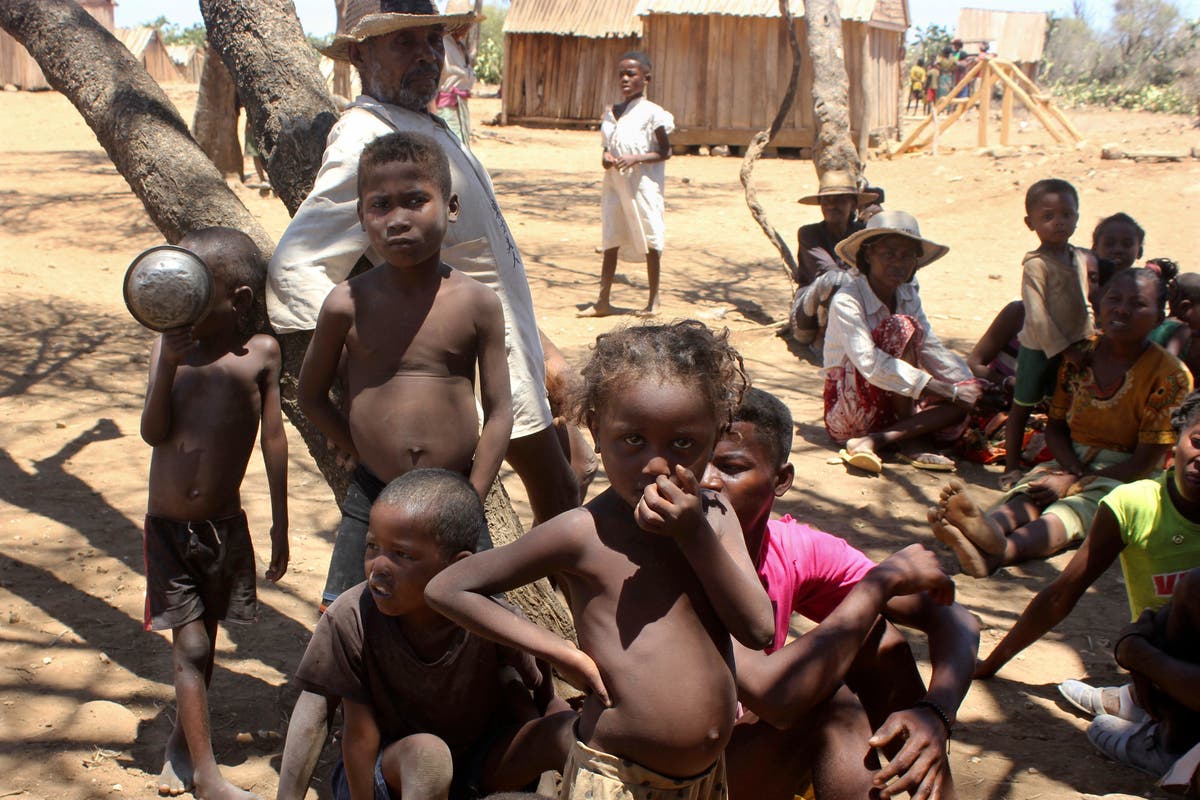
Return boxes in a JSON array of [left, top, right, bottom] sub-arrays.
[[835, 210, 949, 271], [797, 170, 881, 205], [321, 0, 479, 62]]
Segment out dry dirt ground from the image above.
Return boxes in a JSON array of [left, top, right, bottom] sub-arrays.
[[1, 83, 1198, 800]]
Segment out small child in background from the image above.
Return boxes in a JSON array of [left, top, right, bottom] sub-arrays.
[[580, 51, 675, 318], [1160, 271, 1200, 380], [908, 59, 927, 114], [294, 469, 570, 800], [1002, 179, 1093, 490], [428, 320, 774, 800], [1092, 212, 1145, 274], [140, 227, 288, 799]]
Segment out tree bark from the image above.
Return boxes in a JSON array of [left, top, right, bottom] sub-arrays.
[[740, 0, 802, 285], [1, 0, 577, 655], [199, 0, 340, 216], [803, 0, 862, 177], [193, 42, 243, 179], [0, 0, 271, 258]]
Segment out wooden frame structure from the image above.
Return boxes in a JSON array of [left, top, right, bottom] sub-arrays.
[[894, 57, 1081, 155]]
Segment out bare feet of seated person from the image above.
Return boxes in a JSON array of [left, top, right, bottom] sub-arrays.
[[928, 480, 1006, 578]]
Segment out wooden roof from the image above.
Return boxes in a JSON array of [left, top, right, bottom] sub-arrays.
[[635, 0, 902, 25], [956, 8, 1048, 63], [504, 0, 643, 38]]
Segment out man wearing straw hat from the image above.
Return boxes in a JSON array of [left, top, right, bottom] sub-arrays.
[[269, 1, 577, 534], [271, 5, 578, 794], [790, 171, 879, 354]]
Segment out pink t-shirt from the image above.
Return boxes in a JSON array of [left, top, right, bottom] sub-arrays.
[[757, 515, 877, 653]]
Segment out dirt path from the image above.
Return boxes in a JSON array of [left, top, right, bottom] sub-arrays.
[[1, 83, 1197, 799]]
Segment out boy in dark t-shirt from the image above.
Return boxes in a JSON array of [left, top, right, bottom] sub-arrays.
[[294, 469, 570, 800]]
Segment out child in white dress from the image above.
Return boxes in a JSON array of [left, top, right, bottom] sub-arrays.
[[580, 51, 675, 318]]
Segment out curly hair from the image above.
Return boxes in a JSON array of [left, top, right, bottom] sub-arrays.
[[1091, 212, 1145, 253], [1171, 390, 1200, 435], [358, 131, 452, 200], [571, 320, 748, 432]]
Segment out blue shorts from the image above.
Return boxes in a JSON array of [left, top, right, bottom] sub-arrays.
[[331, 750, 391, 800]]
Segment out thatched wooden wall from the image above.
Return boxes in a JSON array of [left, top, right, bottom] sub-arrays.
[[1, 0, 114, 89], [641, 13, 904, 148]]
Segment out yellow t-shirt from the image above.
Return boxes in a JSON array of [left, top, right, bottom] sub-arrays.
[[910, 64, 926, 92], [1048, 338, 1191, 452], [1101, 472, 1200, 619]]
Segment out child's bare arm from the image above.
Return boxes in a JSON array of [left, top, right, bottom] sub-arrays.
[[638, 468, 774, 649], [612, 126, 671, 171], [257, 334, 289, 582], [469, 287, 513, 499], [297, 285, 357, 462], [425, 513, 610, 705], [341, 698, 381, 800], [140, 328, 194, 445]]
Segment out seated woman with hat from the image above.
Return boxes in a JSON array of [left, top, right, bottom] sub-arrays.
[[823, 211, 983, 474], [790, 172, 880, 349]]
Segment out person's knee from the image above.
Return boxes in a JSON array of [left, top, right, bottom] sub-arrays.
[[1172, 567, 1200, 609], [172, 621, 213, 669], [382, 733, 453, 798]]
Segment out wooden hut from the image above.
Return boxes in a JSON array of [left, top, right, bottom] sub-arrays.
[[0, 0, 114, 90], [116, 27, 185, 85], [167, 44, 206, 84], [955, 8, 1047, 81], [637, 0, 910, 150], [501, 0, 643, 126]]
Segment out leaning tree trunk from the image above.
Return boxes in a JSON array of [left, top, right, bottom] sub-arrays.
[[740, 0, 803, 285], [0, 0, 576, 649], [193, 42, 242, 179], [0, 0, 271, 258], [803, 0, 862, 177]]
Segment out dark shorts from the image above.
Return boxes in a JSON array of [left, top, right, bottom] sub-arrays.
[[143, 511, 257, 631], [1013, 346, 1061, 407], [320, 466, 494, 611]]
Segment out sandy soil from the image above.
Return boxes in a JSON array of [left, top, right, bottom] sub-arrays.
[[1, 82, 1198, 800]]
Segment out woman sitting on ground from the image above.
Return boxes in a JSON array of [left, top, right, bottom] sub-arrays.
[[790, 172, 879, 348], [929, 268, 1192, 578], [822, 210, 982, 474]]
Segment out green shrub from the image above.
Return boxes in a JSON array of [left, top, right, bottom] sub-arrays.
[[475, 36, 502, 85], [1049, 79, 1193, 114]]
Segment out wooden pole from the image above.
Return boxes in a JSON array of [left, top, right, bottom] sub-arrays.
[[893, 59, 983, 155], [1003, 61, 1083, 142], [989, 64, 1065, 144], [1000, 75, 1013, 146], [977, 60, 993, 147]]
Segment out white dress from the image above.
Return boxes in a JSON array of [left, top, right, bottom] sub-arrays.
[[600, 97, 675, 262]]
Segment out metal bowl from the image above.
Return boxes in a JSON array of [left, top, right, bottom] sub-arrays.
[[123, 245, 213, 332]]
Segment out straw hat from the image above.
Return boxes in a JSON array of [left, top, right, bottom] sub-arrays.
[[834, 210, 949, 271], [797, 170, 881, 205], [321, 0, 478, 62]]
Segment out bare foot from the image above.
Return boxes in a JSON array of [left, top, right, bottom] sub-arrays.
[[158, 727, 193, 796], [928, 506, 992, 579], [194, 770, 260, 800], [999, 468, 1023, 491], [844, 435, 876, 457], [635, 299, 660, 317], [576, 301, 614, 318], [940, 479, 1007, 555]]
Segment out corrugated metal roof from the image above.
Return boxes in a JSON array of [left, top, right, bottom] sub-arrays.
[[634, 0, 879, 22], [504, 0, 643, 37], [166, 44, 200, 66], [116, 26, 158, 59], [956, 8, 1047, 63]]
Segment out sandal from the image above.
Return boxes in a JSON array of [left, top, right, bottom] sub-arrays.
[[839, 448, 883, 475], [1088, 716, 1178, 777], [897, 452, 956, 471], [1059, 681, 1147, 722]]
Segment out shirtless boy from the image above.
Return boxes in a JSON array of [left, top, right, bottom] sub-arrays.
[[428, 321, 775, 799], [140, 227, 288, 799], [298, 130, 512, 609], [704, 388, 975, 800], [286, 131, 513, 799], [294, 469, 572, 800]]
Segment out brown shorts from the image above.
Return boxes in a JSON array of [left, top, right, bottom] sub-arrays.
[[559, 739, 728, 800], [143, 511, 257, 631]]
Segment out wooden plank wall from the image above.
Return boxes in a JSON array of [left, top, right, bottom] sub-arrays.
[[643, 14, 903, 149], [503, 33, 640, 124]]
